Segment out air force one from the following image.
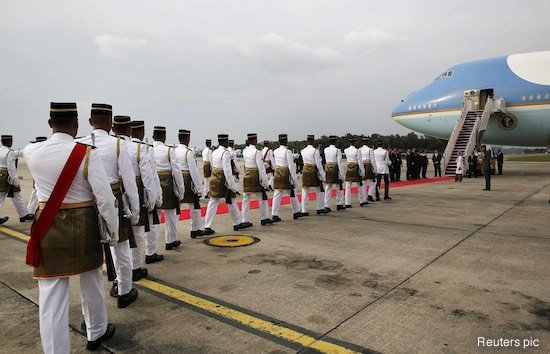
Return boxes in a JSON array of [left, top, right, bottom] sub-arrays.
[[391, 51, 550, 173]]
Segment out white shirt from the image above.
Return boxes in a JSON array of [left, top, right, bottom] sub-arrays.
[[324, 145, 344, 180], [78, 129, 140, 218], [374, 147, 391, 174], [127, 138, 157, 210], [261, 146, 275, 172], [227, 146, 241, 174], [360, 145, 377, 174], [175, 143, 203, 196], [153, 140, 185, 200], [455, 155, 464, 174], [273, 145, 297, 185], [301, 145, 326, 182], [0, 145, 20, 187], [136, 138, 163, 207], [211, 145, 239, 192], [344, 145, 365, 176], [202, 146, 212, 166], [243, 144, 268, 188], [24, 133, 119, 239]]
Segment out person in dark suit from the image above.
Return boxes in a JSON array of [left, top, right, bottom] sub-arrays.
[[389, 148, 399, 182], [481, 145, 491, 191], [432, 150, 442, 177], [420, 150, 428, 178], [467, 151, 477, 178], [497, 150, 504, 175], [406, 149, 412, 180]]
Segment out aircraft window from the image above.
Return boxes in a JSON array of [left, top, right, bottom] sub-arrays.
[[545, 94, 550, 99], [536, 94, 541, 99], [521, 96, 526, 101], [433, 103, 437, 108], [529, 95, 534, 100], [408, 106, 411, 111], [428, 103, 432, 108], [413, 105, 416, 110]]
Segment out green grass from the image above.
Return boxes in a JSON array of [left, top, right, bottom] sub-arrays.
[[506, 154, 550, 162]]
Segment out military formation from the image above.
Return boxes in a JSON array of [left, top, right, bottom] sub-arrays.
[[1, 102, 394, 354]]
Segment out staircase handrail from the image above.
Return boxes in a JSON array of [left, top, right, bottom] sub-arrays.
[[444, 99, 473, 171]]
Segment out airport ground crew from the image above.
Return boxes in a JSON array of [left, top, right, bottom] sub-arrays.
[[0, 135, 34, 224], [300, 135, 327, 215], [360, 137, 376, 205], [25, 102, 118, 353], [152, 126, 185, 250], [204, 134, 248, 234], [175, 129, 205, 238], [242, 133, 273, 226], [323, 136, 345, 211], [343, 137, 364, 208], [202, 139, 213, 197], [78, 107, 140, 308], [271, 134, 302, 221]]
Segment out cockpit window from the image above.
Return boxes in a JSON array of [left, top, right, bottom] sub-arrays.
[[436, 70, 453, 79]]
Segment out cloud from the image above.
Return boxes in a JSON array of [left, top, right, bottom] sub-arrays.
[[94, 34, 148, 58], [214, 33, 342, 74], [344, 28, 402, 49]]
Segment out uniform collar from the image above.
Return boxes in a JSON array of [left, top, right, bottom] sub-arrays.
[[131, 137, 142, 143], [92, 129, 109, 136], [50, 132, 75, 142], [153, 140, 164, 147], [179, 143, 188, 148]]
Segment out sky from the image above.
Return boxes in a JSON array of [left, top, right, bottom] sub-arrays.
[[1, 0, 549, 148]]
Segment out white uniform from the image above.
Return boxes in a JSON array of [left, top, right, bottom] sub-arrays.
[[261, 146, 275, 188], [175, 143, 203, 232], [0, 145, 29, 218], [300, 145, 326, 213], [127, 137, 157, 270], [204, 146, 241, 228], [241, 144, 270, 223], [374, 147, 391, 200], [142, 141, 163, 256], [78, 129, 140, 297], [228, 145, 241, 186], [25, 132, 119, 353], [360, 145, 377, 200], [323, 144, 344, 209], [201, 146, 213, 196], [343, 145, 364, 206], [153, 141, 184, 245], [271, 145, 300, 217]]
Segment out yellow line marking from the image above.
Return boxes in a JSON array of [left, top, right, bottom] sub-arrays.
[[138, 279, 359, 354], [0, 226, 30, 242], [0, 226, 360, 353]]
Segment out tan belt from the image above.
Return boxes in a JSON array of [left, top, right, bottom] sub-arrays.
[[38, 200, 96, 210], [304, 163, 316, 167], [0, 167, 7, 172], [245, 167, 258, 171], [157, 171, 172, 177], [110, 182, 122, 190]]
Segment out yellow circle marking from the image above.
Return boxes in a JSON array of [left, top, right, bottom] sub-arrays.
[[206, 235, 258, 247]]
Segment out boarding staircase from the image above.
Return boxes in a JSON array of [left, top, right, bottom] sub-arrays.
[[444, 97, 497, 175]]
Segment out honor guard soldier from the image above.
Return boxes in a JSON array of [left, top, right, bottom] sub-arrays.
[[242, 133, 272, 226], [300, 135, 327, 215], [228, 139, 241, 185], [324, 136, 345, 211], [271, 134, 303, 221], [374, 140, 392, 200], [152, 126, 185, 249], [26, 136, 48, 216], [203, 134, 248, 234], [261, 140, 275, 190], [115, 119, 157, 281], [25, 102, 118, 353], [78, 106, 140, 308], [343, 137, 365, 208], [360, 137, 377, 204], [131, 122, 164, 264], [175, 129, 205, 238], [202, 139, 213, 197], [0, 135, 34, 223]]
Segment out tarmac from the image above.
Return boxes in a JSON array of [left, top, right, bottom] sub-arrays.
[[0, 158, 549, 353]]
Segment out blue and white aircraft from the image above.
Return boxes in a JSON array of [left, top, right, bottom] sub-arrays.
[[392, 51, 550, 147]]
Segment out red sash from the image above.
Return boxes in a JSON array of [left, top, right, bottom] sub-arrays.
[[26, 143, 88, 266], [263, 148, 271, 161]]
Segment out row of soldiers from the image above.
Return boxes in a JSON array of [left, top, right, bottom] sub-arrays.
[[12, 102, 393, 354]]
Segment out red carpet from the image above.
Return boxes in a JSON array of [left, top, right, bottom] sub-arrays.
[[160, 176, 452, 223]]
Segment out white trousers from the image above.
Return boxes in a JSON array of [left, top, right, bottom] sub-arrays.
[[324, 184, 344, 208], [131, 225, 145, 270], [241, 192, 269, 222], [110, 239, 133, 296], [161, 209, 178, 244], [344, 182, 362, 205], [0, 191, 28, 217], [204, 197, 241, 228], [27, 188, 39, 214], [203, 178, 210, 196], [358, 181, 367, 203], [301, 187, 324, 212], [186, 203, 202, 231], [39, 267, 107, 354], [267, 173, 274, 188], [271, 189, 300, 216], [145, 212, 160, 256], [368, 179, 377, 197]]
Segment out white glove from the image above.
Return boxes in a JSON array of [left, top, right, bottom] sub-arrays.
[[155, 198, 162, 208], [131, 214, 140, 226], [108, 234, 119, 247]]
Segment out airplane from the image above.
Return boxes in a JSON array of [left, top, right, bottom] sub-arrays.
[[391, 51, 550, 149]]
